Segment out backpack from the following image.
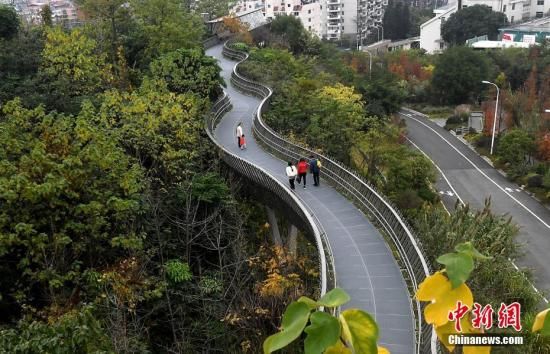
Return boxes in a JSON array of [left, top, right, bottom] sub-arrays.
[[317, 160, 322, 169]]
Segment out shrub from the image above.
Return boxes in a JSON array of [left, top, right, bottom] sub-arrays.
[[526, 173, 543, 188], [230, 42, 249, 52]]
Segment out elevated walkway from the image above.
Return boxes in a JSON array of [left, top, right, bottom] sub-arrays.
[[205, 43, 434, 353]]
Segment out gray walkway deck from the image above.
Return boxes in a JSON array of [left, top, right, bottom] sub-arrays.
[[207, 44, 414, 353]]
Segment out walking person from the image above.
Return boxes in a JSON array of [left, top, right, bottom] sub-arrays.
[[286, 161, 297, 190], [236, 122, 243, 149], [240, 134, 247, 150], [309, 155, 321, 186], [296, 158, 308, 189]]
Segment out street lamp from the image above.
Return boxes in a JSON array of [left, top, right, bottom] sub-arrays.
[[373, 25, 384, 42], [545, 109, 550, 113], [364, 50, 372, 79], [482, 80, 500, 155]]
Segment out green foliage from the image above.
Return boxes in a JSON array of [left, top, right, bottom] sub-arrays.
[[0, 27, 44, 106], [98, 79, 206, 182], [442, 5, 508, 45], [431, 46, 489, 105], [436, 242, 491, 288], [269, 15, 308, 54], [150, 48, 224, 100], [496, 129, 535, 177], [0, 99, 143, 310], [40, 5, 53, 27], [382, 0, 411, 40], [264, 288, 384, 354], [0, 5, 19, 40], [0, 306, 113, 353], [131, 0, 205, 58], [263, 301, 311, 353], [230, 42, 249, 52], [304, 312, 341, 353], [165, 259, 192, 283], [412, 202, 543, 314]]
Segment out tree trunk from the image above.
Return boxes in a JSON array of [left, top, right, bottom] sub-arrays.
[[265, 206, 282, 246], [287, 224, 298, 256]]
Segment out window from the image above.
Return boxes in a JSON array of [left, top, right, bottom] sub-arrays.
[[537, 0, 544, 5], [511, 15, 514, 22], [440, 42, 444, 49], [503, 5, 506, 11], [462, 5, 467, 8], [268, 4, 271, 7], [512, 4, 515, 10], [288, 4, 291, 7], [308, 18, 311, 22], [308, 9, 311, 14], [308, 26, 311, 30], [536, 11, 544, 16]]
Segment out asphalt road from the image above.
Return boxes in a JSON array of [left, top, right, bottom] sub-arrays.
[[399, 108, 550, 297]]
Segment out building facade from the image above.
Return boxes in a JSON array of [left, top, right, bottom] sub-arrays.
[[420, 0, 550, 53]]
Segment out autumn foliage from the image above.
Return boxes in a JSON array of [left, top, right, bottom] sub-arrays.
[[387, 51, 432, 82], [222, 16, 253, 44]]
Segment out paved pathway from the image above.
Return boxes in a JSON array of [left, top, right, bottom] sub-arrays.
[[401, 108, 550, 298], [207, 44, 414, 353]]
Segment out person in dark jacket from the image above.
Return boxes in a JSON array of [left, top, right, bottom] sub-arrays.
[[309, 155, 320, 186]]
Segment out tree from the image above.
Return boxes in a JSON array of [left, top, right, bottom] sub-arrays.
[[382, 0, 411, 40], [150, 48, 224, 100], [270, 15, 308, 54], [39, 27, 111, 112], [0, 5, 19, 40], [98, 79, 207, 182], [431, 46, 489, 105], [442, 5, 508, 45], [496, 129, 535, 176], [0, 99, 144, 317], [40, 4, 53, 26], [131, 0, 204, 59]]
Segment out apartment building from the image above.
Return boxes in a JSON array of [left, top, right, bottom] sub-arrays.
[[420, 0, 550, 53], [230, 0, 386, 42], [3, 0, 80, 27]]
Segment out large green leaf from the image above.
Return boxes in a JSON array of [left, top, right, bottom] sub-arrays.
[[304, 311, 340, 353], [454, 242, 492, 260], [298, 296, 319, 310], [318, 288, 351, 308], [263, 301, 311, 354], [436, 252, 474, 288], [339, 309, 378, 354]]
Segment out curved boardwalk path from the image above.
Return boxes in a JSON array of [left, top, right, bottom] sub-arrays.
[[207, 44, 414, 353]]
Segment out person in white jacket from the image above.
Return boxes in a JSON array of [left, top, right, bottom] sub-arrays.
[[286, 161, 297, 190], [236, 122, 243, 148]]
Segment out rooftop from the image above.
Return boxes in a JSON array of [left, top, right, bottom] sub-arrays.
[[499, 16, 550, 32]]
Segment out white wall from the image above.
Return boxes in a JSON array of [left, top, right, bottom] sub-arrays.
[[419, 5, 457, 53]]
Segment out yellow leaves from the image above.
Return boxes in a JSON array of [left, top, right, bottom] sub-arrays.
[[532, 308, 550, 333], [318, 84, 363, 107], [377, 346, 390, 354], [416, 271, 473, 327]]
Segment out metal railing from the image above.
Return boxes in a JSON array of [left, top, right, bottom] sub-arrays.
[[204, 91, 330, 299], [222, 40, 437, 354]]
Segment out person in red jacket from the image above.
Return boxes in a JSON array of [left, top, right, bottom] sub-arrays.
[[296, 158, 308, 189]]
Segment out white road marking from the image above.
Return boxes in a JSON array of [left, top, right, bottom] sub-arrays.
[[407, 138, 465, 206], [402, 111, 550, 230], [403, 109, 550, 304]]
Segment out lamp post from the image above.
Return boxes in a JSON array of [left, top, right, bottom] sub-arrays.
[[482, 80, 500, 155], [364, 50, 372, 79]]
